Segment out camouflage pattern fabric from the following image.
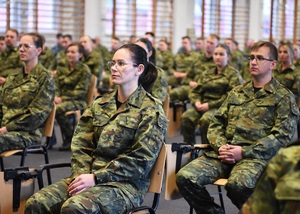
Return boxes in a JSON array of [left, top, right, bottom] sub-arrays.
[[39, 46, 54, 70], [169, 53, 215, 101], [176, 78, 298, 213], [156, 49, 174, 76], [272, 63, 300, 102], [181, 65, 243, 145], [55, 62, 92, 142], [151, 66, 168, 103], [240, 61, 252, 83], [0, 47, 23, 78], [168, 51, 199, 86], [48, 50, 68, 71], [229, 50, 245, 71], [0, 63, 55, 152], [25, 85, 168, 214], [240, 144, 300, 214], [81, 49, 104, 82]]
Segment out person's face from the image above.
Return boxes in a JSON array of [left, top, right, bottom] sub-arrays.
[[0, 40, 6, 52], [62, 37, 72, 49], [111, 39, 120, 51], [5, 30, 18, 48], [250, 47, 277, 78], [182, 38, 192, 52], [135, 41, 152, 60], [57, 36, 63, 46], [196, 39, 204, 50], [159, 41, 168, 52], [110, 48, 141, 86], [205, 36, 218, 54], [278, 46, 292, 63], [225, 40, 233, 51], [80, 36, 92, 52], [213, 46, 229, 68], [19, 35, 41, 63], [66, 45, 82, 64]]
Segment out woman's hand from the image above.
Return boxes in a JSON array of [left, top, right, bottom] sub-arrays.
[[68, 174, 96, 196], [54, 97, 62, 104], [0, 126, 8, 134]]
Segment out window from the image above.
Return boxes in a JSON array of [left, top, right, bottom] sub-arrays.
[[0, 0, 84, 47]]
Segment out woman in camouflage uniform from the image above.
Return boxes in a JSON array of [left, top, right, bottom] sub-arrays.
[[25, 44, 168, 214], [181, 43, 243, 145], [0, 32, 55, 153], [53, 42, 92, 151]]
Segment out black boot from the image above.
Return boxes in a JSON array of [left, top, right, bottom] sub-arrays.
[[59, 135, 72, 151]]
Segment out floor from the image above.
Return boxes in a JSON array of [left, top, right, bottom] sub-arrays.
[[1, 123, 240, 214]]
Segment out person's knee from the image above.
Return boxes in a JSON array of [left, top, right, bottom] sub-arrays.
[[226, 180, 253, 208], [176, 168, 191, 189]]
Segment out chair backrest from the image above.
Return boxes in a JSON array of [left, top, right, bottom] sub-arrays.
[[87, 75, 97, 106], [162, 94, 170, 117], [148, 143, 167, 194], [43, 104, 56, 137]]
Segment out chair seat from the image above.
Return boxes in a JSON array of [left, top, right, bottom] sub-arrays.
[[214, 178, 228, 186], [0, 150, 23, 157]]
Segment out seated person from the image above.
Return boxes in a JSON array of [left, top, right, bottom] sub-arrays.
[[25, 44, 168, 214], [54, 42, 92, 151], [0, 32, 54, 153], [181, 43, 243, 145], [239, 140, 300, 214], [176, 41, 299, 213]]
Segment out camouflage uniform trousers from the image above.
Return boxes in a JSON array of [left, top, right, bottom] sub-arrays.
[[169, 85, 191, 101], [181, 107, 217, 145], [25, 178, 139, 214], [176, 155, 266, 214], [55, 100, 86, 144], [0, 131, 39, 153]]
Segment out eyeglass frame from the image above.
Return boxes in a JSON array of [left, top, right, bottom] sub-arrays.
[[18, 43, 35, 51], [107, 60, 138, 69], [247, 55, 275, 63]]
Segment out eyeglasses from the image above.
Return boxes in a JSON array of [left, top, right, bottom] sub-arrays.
[[107, 60, 137, 69], [18, 43, 34, 51], [248, 55, 274, 63]]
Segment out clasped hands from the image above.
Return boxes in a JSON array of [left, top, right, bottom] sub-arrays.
[[195, 101, 209, 112], [68, 174, 96, 196], [218, 144, 242, 164]]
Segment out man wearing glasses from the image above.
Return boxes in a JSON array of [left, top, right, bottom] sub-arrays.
[[176, 41, 299, 214]]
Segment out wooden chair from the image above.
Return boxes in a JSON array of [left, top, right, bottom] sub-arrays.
[[163, 94, 170, 117], [0, 104, 56, 184], [34, 144, 167, 214], [127, 144, 167, 214], [65, 75, 98, 128], [165, 143, 228, 213]]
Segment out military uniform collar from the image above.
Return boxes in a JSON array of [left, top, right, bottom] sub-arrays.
[[241, 78, 279, 96], [100, 85, 146, 109]]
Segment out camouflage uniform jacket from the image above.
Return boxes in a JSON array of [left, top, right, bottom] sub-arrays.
[[0, 63, 55, 140], [0, 47, 23, 77], [240, 144, 300, 214], [189, 65, 243, 109], [70, 85, 168, 200], [173, 50, 199, 75], [185, 52, 215, 85], [55, 61, 92, 104], [151, 66, 168, 102], [207, 78, 299, 160], [156, 49, 174, 75], [81, 50, 104, 80], [49, 50, 67, 71], [272, 63, 300, 102], [39, 46, 54, 70]]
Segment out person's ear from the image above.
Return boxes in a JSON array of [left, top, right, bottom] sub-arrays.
[[270, 60, 277, 70], [136, 64, 144, 76], [36, 47, 43, 56]]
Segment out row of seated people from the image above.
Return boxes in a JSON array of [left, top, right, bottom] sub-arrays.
[[0, 29, 299, 213], [0, 31, 168, 213], [168, 35, 300, 146]]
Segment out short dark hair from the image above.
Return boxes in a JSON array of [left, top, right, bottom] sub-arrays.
[[67, 42, 85, 55], [6, 28, 19, 37], [145, 32, 155, 38], [56, 33, 63, 39], [251, 41, 278, 61], [63, 34, 72, 41]]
